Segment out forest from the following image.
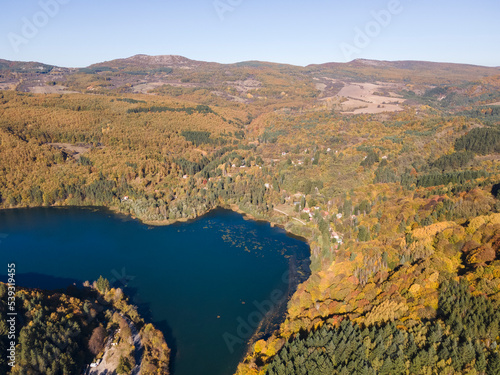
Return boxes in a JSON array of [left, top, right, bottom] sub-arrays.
[[1, 57, 500, 374], [266, 281, 500, 375], [0, 278, 170, 375]]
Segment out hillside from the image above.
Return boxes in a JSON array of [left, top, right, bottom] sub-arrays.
[[2, 55, 500, 109], [308, 59, 500, 83], [1, 55, 500, 374], [0, 279, 170, 374], [89, 54, 211, 69]]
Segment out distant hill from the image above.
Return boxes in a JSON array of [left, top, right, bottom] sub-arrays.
[[307, 58, 500, 83], [1, 54, 499, 106], [2, 54, 499, 78], [89, 54, 214, 69], [0, 58, 57, 73]]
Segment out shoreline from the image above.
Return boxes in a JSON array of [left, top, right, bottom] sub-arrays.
[[0, 202, 312, 246], [115, 202, 314, 247], [0, 202, 313, 374]]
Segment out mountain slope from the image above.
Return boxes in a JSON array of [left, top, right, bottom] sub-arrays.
[[89, 54, 213, 69]]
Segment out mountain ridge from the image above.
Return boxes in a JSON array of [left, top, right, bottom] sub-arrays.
[[1, 54, 499, 72]]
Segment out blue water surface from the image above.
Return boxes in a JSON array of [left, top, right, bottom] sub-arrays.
[[0, 207, 310, 375]]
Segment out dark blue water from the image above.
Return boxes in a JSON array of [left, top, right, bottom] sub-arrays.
[[0, 207, 310, 375]]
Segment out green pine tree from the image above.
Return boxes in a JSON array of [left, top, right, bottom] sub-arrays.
[[487, 352, 500, 375]]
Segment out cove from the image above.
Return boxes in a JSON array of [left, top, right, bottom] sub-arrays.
[[0, 207, 310, 375]]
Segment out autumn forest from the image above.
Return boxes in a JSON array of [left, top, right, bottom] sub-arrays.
[[1, 55, 500, 374]]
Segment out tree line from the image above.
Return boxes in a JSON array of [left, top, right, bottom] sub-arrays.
[[266, 280, 500, 375], [127, 104, 215, 115]]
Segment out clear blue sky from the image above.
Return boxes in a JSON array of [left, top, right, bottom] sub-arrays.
[[1, 0, 499, 67]]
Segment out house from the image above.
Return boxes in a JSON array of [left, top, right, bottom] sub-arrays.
[[121, 196, 129, 202], [336, 213, 343, 219], [264, 183, 270, 189], [333, 235, 343, 244], [302, 207, 313, 218], [330, 229, 343, 244]]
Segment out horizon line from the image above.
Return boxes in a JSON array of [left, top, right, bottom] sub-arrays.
[[1, 54, 499, 70]]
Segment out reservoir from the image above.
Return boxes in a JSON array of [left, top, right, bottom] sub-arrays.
[[0, 207, 310, 375]]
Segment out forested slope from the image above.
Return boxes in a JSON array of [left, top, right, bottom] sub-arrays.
[[0, 278, 170, 374], [1, 58, 500, 374]]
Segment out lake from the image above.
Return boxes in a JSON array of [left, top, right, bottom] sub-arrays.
[[0, 207, 310, 375]]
